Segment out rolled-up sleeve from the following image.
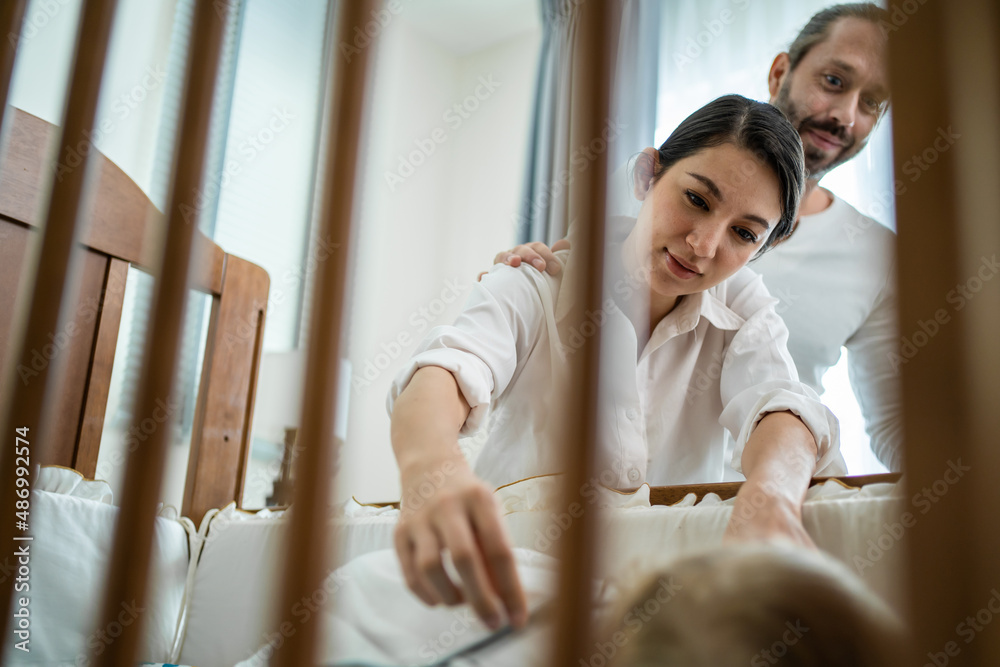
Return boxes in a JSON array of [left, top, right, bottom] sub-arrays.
[[386, 266, 547, 435], [719, 275, 845, 476]]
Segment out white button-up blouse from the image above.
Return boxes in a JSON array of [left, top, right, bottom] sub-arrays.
[[387, 252, 845, 490]]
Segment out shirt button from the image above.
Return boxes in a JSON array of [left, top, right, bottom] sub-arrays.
[[625, 408, 639, 421], [628, 468, 640, 482]]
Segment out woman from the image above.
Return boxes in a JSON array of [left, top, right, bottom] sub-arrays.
[[387, 95, 845, 631]]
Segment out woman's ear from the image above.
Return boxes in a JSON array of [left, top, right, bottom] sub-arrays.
[[633, 147, 659, 201], [767, 52, 791, 102]]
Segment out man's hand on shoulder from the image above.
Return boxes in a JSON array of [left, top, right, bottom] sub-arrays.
[[478, 239, 571, 281]]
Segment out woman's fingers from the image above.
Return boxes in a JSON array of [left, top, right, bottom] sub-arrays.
[[408, 521, 465, 606], [551, 238, 572, 253], [468, 488, 528, 628], [527, 241, 562, 275], [433, 508, 505, 628], [394, 524, 444, 606]]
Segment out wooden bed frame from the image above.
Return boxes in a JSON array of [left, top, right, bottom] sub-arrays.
[[0, 106, 268, 525]]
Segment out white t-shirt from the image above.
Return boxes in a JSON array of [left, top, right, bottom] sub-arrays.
[[750, 193, 900, 470], [387, 255, 845, 489]]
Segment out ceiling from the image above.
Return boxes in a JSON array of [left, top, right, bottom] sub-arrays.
[[400, 0, 541, 55]]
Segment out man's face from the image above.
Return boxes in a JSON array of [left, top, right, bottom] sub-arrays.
[[771, 17, 890, 181]]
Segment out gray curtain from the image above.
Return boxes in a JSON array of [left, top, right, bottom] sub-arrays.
[[516, 0, 661, 245]]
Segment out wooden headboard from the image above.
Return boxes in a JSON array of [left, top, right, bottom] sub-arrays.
[[0, 106, 268, 524]]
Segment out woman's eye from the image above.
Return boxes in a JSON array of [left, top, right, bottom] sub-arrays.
[[735, 227, 757, 244], [686, 190, 708, 210]]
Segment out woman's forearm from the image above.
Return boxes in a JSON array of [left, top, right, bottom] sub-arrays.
[[726, 410, 819, 546], [740, 410, 818, 505], [391, 366, 472, 477]]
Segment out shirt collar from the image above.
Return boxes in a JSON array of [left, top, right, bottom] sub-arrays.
[[651, 288, 745, 342]]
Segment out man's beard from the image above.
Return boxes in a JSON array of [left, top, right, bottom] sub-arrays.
[[774, 80, 863, 181]]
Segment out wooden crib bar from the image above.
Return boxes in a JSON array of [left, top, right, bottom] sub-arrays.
[[94, 1, 233, 664], [0, 0, 121, 657], [272, 1, 379, 664]]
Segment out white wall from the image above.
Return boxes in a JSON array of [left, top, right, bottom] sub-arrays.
[[9, 0, 176, 194], [336, 19, 542, 503]]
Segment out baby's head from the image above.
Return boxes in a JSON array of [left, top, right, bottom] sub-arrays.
[[603, 543, 909, 667]]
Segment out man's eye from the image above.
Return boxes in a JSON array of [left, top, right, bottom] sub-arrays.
[[825, 74, 843, 87], [686, 190, 708, 210], [735, 228, 757, 244]]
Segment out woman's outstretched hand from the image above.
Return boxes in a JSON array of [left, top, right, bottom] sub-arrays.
[[394, 459, 528, 630]]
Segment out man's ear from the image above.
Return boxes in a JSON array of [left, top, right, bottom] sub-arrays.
[[768, 52, 791, 102], [633, 147, 659, 201]]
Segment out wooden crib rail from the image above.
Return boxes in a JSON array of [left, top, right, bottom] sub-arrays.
[[647, 473, 904, 506]]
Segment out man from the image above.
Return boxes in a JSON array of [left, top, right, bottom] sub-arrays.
[[494, 3, 902, 472]]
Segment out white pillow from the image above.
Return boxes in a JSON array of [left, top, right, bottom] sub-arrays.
[[3, 489, 191, 665]]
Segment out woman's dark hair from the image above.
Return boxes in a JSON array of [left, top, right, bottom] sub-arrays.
[[639, 94, 805, 253]]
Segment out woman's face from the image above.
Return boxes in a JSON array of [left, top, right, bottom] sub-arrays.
[[625, 143, 783, 307]]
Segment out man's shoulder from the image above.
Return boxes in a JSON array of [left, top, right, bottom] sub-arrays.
[[825, 194, 897, 247]]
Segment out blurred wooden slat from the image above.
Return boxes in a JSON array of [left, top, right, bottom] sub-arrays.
[[183, 254, 269, 525], [272, 1, 378, 665], [890, 0, 1000, 664], [549, 1, 617, 665], [0, 0, 120, 657], [93, 0, 232, 663]]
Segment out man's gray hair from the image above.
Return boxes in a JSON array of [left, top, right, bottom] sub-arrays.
[[788, 3, 890, 70]]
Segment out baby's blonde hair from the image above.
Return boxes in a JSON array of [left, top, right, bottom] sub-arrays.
[[600, 543, 910, 667]]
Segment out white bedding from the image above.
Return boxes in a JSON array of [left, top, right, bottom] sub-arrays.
[[183, 476, 909, 667]]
